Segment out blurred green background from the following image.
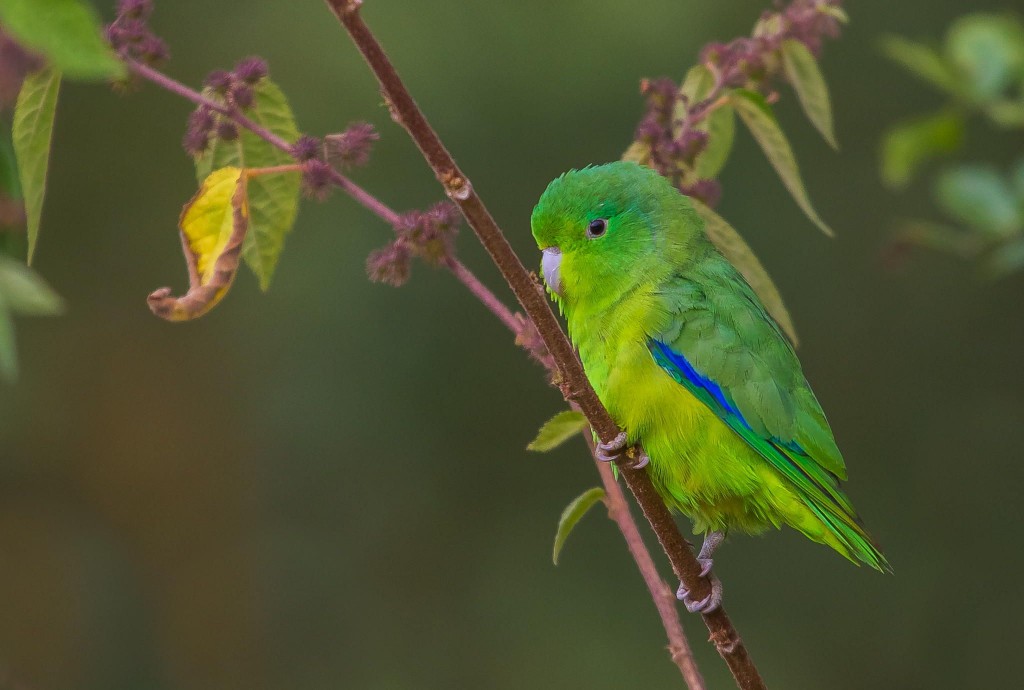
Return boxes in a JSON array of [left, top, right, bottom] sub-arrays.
[[2, 1, 1023, 688]]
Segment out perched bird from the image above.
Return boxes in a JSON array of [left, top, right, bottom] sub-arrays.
[[531, 161, 889, 612]]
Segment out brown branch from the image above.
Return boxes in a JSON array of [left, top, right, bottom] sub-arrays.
[[126, 43, 705, 687], [583, 429, 706, 689], [324, 2, 765, 688]]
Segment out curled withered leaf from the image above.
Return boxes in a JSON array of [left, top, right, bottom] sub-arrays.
[[148, 166, 249, 322]]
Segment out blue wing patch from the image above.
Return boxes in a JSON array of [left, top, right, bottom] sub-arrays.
[[650, 340, 806, 453], [650, 340, 746, 424]]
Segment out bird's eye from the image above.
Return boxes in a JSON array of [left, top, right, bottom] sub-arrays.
[[586, 218, 607, 239]]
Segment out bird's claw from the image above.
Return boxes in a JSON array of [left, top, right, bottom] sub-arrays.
[[677, 572, 723, 614], [626, 451, 650, 470], [595, 432, 628, 463], [697, 557, 714, 579]]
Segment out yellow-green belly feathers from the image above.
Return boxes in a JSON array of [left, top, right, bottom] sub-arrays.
[[596, 332, 840, 549]]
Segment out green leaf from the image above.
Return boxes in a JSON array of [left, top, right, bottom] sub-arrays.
[[692, 200, 799, 347], [678, 65, 714, 109], [934, 166, 1021, 238], [677, 65, 735, 179], [946, 14, 1024, 102], [0, 0, 125, 81], [12, 66, 61, 264], [553, 487, 605, 565], [879, 35, 963, 97], [195, 79, 300, 290], [880, 110, 964, 188], [0, 256, 63, 315], [986, 99, 1024, 128], [621, 140, 650, 166], [696, 107, 734, 180], [1012, 158, 1024, 201], [0, 257, 63, 382], [0, 130, 21, 200], [821, 5, 849, 23], [780, 39, 837, 149], [527, 410, 588, 452], [731, 89, 833, 236]]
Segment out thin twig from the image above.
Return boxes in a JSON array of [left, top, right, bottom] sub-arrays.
[[126, 52, 704, 687], [324, 2, 764, 688], [128, 59, 403, 226], [583, 430, 706, 689]]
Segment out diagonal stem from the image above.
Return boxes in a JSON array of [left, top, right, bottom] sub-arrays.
[[125, 50, 707, 687], [323, 2, 764, 689]]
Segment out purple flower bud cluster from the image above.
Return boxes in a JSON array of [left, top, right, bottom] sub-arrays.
[[366, 202, 462, 287], [291, 135, 321, 162], [702, 0, 842, 90], [182, 106, 216, 155], [633, 78, 717, 199], [631, 0, 843, 205], [300, 160, 334, 201], [202, 56, 267, 111], [106, 0, 168, 65], [325, 123, 379, 169], [182, 57, 270, 156], [365, 242, 411, 287]]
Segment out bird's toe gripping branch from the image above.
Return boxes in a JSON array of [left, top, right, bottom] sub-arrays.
[[595, 432, 627, 462], [678, 573, 723, 614], [677, 530, 726, 614], [595, 432, 650, 469]]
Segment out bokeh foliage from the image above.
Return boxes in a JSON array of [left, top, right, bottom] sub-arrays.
[[881, 13, 1024, 275], [0, 2, 1021, 690]]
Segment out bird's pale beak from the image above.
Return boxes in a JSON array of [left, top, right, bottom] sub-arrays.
[[541, 247, 562, 296]]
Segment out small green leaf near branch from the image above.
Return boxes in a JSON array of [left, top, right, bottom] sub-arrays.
[[677, 65, 735, 180], [527, 410, 589, 452], [731, 89, 834, 237], [781, 39, 838, 149], [553, 487, 606, 565], [12, 66, 61, 264]]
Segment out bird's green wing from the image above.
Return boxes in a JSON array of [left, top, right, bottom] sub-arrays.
[[649, 263, 887, 570]]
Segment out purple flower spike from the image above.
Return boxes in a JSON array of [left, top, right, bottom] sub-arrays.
[[324, 122, 379, 169], [292, 135, 321, 162], [366, 242, 411, 287], [204, 70, 233, 94], [234, 56, 269, 84], [301, 160, 334, 200]]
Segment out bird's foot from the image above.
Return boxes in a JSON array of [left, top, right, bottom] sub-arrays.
[[677, 572, 723, 614], [676, 530, 726, 614], [595, 432, 627, 463], [624, 449, 649, 470]]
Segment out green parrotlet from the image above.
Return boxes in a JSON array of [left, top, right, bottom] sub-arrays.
[[531, 161, 889, 613]]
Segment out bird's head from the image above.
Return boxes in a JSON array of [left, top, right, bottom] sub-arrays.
[[530, 161, 702, 309]]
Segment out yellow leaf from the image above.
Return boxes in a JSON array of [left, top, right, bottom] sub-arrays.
[[148, 167, 249, 322], [182, 167, 245, 282]]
